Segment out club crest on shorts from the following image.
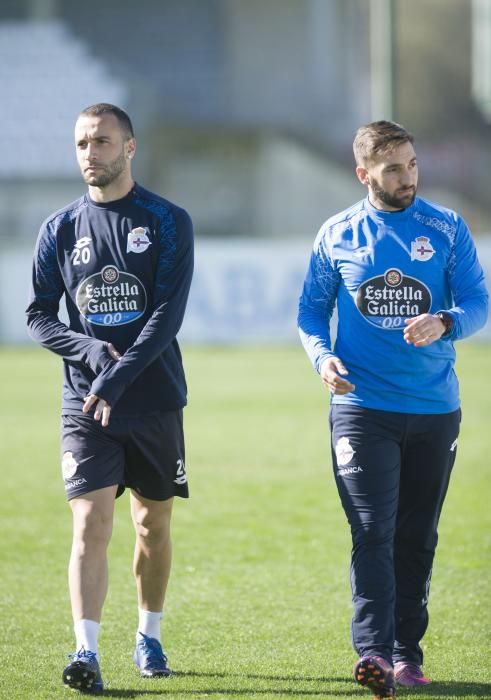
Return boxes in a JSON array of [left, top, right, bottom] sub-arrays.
[[127, 227, 152, 254], [62, 451, 79, 479], [335, 437, 355, 466], [410, 236, 435, 261]]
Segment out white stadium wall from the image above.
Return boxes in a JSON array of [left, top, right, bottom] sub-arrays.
[[2, 237, 491, 345]]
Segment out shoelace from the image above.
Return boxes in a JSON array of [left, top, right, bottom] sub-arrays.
[[138, 635, 167, 666], [68, 647, 97, 663]]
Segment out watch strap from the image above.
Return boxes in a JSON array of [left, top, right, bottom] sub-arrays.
[[436, 311, 453, 336]]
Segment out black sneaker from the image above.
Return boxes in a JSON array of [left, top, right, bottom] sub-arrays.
[[62, 647, 103, 694]]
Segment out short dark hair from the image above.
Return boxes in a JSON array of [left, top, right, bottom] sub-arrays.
[[353, 120, 414, 166], [78, 103, 134, 139]]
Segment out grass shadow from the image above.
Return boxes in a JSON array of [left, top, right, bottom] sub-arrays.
[[101, 673, 491, 698], [102, 691, 360, 698], [397, 681, 491, 697]]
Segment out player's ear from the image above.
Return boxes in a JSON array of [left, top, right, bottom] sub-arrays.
[[126, 138, 136, 160], [356, 165, 369, 186]]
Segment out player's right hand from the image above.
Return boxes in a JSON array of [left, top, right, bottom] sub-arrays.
[[83, 394, 112, 427], [320, 357, 355, 395]]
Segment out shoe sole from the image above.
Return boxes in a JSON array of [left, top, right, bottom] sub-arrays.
[[395, 674, 432, 687], [62, 661, 103, 694], [133, 652, 172, 678], [354, 658, 396, 698], [135, 663, 172, 678], [138, 669, 172, 677]]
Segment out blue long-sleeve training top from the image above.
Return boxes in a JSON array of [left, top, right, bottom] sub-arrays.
[[298, 196, 489, 414], [27, 183, 194, 416]]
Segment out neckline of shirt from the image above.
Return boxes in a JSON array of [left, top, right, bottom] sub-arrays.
[[85, 184, 139, 209], [364, 196, 416, 221]]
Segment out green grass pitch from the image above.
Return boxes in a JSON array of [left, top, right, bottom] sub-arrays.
[[0, 343, 489, 699]]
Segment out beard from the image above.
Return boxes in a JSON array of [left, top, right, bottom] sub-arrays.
[[369, 176, 416, 210], [82, 149, 127, 187]]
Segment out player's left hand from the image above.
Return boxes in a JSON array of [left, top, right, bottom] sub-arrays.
[[83, 394, 112, 427], [403, 313, 446, 347]]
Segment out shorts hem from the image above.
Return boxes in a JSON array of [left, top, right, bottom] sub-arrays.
[[127, 485, 190, 501], [65, 481, 121, 501], [66, 484, 189, 502]]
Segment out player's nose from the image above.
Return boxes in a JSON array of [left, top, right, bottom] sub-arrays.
[[85, 143, 99, 160], [399, 170, 413, 187]]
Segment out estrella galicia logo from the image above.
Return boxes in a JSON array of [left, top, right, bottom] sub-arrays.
[[356, 268, 432, 330], [76, 265, 147, 326]]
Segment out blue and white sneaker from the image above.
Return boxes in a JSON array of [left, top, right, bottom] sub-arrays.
[[133, 632, 172, 677], [62, 647, 103, 694]]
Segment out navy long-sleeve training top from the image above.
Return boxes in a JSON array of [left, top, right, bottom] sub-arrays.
[[27, 183, 194, 416]]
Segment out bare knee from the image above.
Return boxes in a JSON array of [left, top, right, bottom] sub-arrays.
[[71, 498, 114, 552], [132, 498, 172, 548]]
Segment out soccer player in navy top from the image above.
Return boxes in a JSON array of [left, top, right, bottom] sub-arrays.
[[27, 103, 194, 693], [298, 121, 488, 698]]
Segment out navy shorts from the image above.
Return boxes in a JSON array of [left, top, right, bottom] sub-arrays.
[[60, 409, 188, 501]]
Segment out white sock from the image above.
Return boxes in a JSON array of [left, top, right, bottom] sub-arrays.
[[137, 608, 163, 642], [74, 619, 100, 659]]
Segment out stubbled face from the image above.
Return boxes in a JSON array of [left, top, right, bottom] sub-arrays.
[[357, 141, 418, 211], [75, 113, 133, 188]]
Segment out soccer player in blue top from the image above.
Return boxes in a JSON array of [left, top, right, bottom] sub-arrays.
[[27, 103, 194, 693], [298, 121, 488, 699]]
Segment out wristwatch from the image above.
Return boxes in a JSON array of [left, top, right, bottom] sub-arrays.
[[436, 311, 453, 336]]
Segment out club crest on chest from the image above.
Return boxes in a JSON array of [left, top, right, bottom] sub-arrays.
[[410, 236, 435, 262], [127, 227, 152, 254]]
